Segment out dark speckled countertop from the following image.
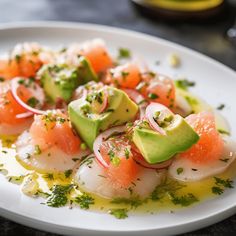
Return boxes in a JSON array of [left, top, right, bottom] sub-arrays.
[[0, 0, 236, 235]]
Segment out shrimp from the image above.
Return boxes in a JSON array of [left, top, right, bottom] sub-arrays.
[[16, 111, 90, 172], [0, 42, 54, 80]]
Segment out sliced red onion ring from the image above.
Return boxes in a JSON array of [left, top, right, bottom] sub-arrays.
[[145, 102, 173, 135], [11, 77, 46, 116], [16, 111, 34, 119], [93, 126, 126, 168], [98, 89, 108, 114], [122, 88, 148, 119], [132, 149, 173, 169]]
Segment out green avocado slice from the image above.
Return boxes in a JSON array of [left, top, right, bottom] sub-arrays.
[[133, 115, 199, 164], [38, 56, 97, 103], [69, 86, 138, 149]]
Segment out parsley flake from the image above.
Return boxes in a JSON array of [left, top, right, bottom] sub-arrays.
[[109, 208, 128, 219]]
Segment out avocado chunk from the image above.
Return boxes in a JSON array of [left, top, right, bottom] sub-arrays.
[[38, 56, 97, 103], [69, 85, 138, 149], [133, 115, 199, 164]]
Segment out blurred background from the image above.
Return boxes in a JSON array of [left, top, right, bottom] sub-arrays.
[[0, 0, 236, 235]]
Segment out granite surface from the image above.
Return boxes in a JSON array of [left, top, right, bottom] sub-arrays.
[[0, 0, 236, 235]]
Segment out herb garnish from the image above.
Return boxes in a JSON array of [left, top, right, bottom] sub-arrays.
[[15, 55, 21, 63], [185, 96, 198, 106], [211, 177, 234, 195], [124, 148, 130, 159], [46, 184, 74, 207], [217, 129, 230, 136], [109, 208, 128, 219], [177, 167, 183, 175], [151, 180, 185, 201], [175, 79, 195, 91], [212, 186, 224, 195], [169, 193, 198, 207], [75, 193, 94, 209], [121, 71, 129, 79], [217, 104, 225, 110], [148, 93, 158, 100], [0, 77, 5, 82], [43, 173, 54, 180], [118, 48, 131, 59], [219, 158, 229, 163], [111, 197, 143, 208], [27, 97, 39, 108], [34, 145, 42, 155], [214, 177, 233, 188], [64, 169, 73, 178]]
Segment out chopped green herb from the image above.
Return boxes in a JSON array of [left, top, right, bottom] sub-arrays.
[[46, 184, 73, 207], [111, 197, 143, 208], [121, 71, 129, 79], [219, 158, 229, 163], [1, 150, 7, 154], [214, 177, 233, 189], [34, 145, 42, 155], [109, 208, 128, 219], [212, 186, 224, 195], [217, 104, 225, 110], [17, 79, 25, 85], [148, 93, 158, 99], [217, 129, 230, 136], [15, 54, 21, 63], [177, 167, 183, 175], [108, 149, 122, 165], [118, 48, 131, 59], [185, 96, 198, 106], [26, 153, 31, 159], [43, 173, 54, 180], [27, 97, 39, 108], [80, 143, 87, 150], [0, 77, 5, 82], [64, 169, 73, 178], [58, 117, 66, 123], [169, 193, 198, 207], [175, 79, 195, 91], [75, 193, 94, 209], [211, 177, 234, 195], [151, 180, 185, 201], [111, 156, 121, 166], [124, 148, 130, 159], [106, 108, 115, 112]]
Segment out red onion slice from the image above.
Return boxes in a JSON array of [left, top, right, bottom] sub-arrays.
[[145, 102, 174, 135], [98, 89, 108, 114], [11, 77, 46, 116], [122, 88, 148, 119], [132, 149, 173, 169], [93, 126, 126, 168]]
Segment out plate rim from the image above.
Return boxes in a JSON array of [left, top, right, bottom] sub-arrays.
[[0, 21, 235, 235]]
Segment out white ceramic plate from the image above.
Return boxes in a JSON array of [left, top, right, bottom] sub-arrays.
[[0, 21, 235, 236]]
